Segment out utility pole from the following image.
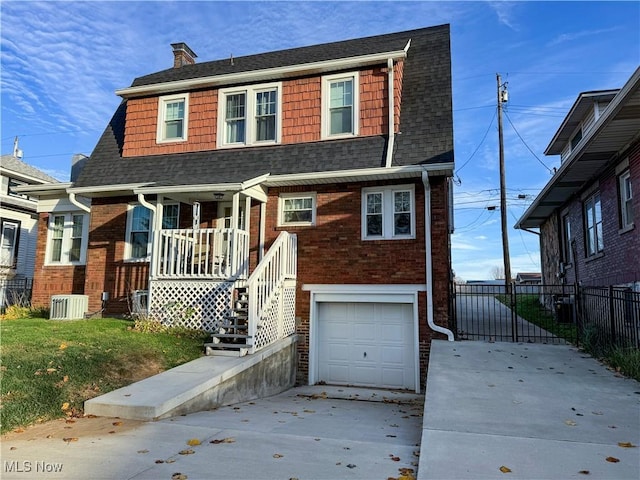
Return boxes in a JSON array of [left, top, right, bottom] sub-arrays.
[[497, 73, 512, 292]]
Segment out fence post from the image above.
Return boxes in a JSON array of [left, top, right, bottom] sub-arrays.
[[510, 284, 517, 342], [608, 285, 616, 345], [573, 283, 581, 346]]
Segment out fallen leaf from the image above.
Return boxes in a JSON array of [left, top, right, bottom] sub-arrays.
[[46, 368, 57, 373], [63, 375, 69, 383], [186, 438, 201, 446], [303, 409, 315, 413], [63, 437, 78, 442], [605, 457, 620, 463], [65, 419, 76, 424], [13, 428, 24, 434], [61, 402, 70, 411], [137, 449, 149, 454], [273, 453, 284, 458], [112, 421, 123, 426], [618, 442, 637, 448], [155, 459, 164, 464], [59, 343, 68, 350], [346, 464, 357, 469], [210, 437, 235, 444], [166, 459, 176, 464], [171, 474, 187, 480], [108, 431, 116, 434], [178, 449, 195, 455], [390, 456, 401, 462], [499, 465, 512, 473], [86, 414, 97, 419], [578, 471, 590, 475], [10, 446, 17, 450], [564, 419, 577, 426]]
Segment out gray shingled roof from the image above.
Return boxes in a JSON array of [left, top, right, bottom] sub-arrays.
[[1, 154, 59, 183], [74, 25, 453, 189]]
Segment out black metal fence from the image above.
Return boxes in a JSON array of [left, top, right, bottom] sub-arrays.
[[0, 277, 33, 312], [453, 282, 640, 350]]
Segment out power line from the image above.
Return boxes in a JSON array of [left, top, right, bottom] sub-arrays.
[[453, 108, 497, 181], [503, 110, 554, 174]]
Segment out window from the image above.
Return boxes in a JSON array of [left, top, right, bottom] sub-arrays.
[[125, 203, 179, 260], [46, 213, 88, 265], [570, 128, 583, 150], [561, 214, 572, 264], [362, 186, 415, 240], [218, 83, 281, 147], [322, 72, 359, 138], [619, 170, 633, 229], [7, 179, 29, 199], [0, 219, 20, 268], [157, 94, 189, 142], [584, 193, 603, 256], [278, 193, 316, 226]]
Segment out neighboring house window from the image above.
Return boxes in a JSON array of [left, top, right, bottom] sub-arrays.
[[322, 72, 359, 138], [561, 214, 572, 264], [46, 213, 88, 265], [125, 203, 179, 260], [218, 83, 281, 147], [278, 193, 317, 226], [619, 170, 633, 229], [0, 219, 20, 268], [157, 94, 189, 142], [584, 192, 603, 256], [362, 185, 415, 240]]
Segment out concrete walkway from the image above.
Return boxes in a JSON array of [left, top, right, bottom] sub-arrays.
[[419, 340, 640, 479]]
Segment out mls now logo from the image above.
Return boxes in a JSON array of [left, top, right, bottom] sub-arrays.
[[4, 460, 63, 473]]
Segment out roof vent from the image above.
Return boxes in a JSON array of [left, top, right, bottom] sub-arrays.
[[171, 42, 197, 68]]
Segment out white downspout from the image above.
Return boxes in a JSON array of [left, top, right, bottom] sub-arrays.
[[138, 193, 157, 313], [422, 171, 455, 341], [385, 57, 395, 168], [68, 192, 91, 213]]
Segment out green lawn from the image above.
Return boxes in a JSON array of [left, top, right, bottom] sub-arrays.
[[0, 318, 207, 434]]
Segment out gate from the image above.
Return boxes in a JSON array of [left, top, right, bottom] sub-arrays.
[[453, 283, 576, 344]]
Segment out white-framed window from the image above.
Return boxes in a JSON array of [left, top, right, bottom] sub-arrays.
[[322, 72, 359, 139], [278, 193, 317, 226], [157, 93, 189, 143], [619, 169, 633, 229], [218, 83, 281, 147], [125, 203, 180, 261], [0, 219, 20, 268], [45, 213, 89, 265], [584, 192, 603, 256], [362, 185, 415, 240]]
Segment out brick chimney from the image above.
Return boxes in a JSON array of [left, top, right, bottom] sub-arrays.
[[171, 42, 197, 68]]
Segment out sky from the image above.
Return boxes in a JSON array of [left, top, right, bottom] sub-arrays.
[[1, 1, 639, 281]]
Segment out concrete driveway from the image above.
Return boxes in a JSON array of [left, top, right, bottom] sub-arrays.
[[1, 386, 423, 480]]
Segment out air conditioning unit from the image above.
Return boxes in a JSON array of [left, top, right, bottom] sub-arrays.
[[131, 290, 148, 316], [50, 295, 89, 320]]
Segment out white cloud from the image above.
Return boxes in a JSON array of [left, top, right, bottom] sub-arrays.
[[548, 27, 620, 47]]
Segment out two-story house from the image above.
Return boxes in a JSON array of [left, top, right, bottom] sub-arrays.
[[516, 67, 639, 290], [23, 25, 455, 392], [0, 147, 58, 304]]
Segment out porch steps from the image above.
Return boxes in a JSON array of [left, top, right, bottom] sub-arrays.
[[206, 287, 252, 357]]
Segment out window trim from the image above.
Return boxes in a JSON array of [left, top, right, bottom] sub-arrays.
[[156, 93, 189, 143], [277, 193, 317, 227], [124, 202, 180, 262], [0, 219, 20, 268], [584, 192, 603, 257], [217, 82, 282, 148], [618, 169, 634, 230], [45, 212, 89, 266], [321, 72, 359, 139], [361, 185, 415, 240]]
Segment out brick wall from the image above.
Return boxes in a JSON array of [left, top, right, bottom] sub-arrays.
[[31, 213, 86, 308]]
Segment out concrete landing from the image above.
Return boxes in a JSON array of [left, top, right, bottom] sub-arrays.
[[419, 340, 640, 480], [85, 336, 297, 420]]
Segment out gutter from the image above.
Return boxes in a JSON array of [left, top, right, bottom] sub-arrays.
[[385, 58, 395, 168], [137, 193, 158, 280], [422, 171, 455, 341], [68, 192, 91, 213]]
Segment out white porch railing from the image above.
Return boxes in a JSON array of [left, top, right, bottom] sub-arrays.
[[153, 228, 249, 280], [247, 231, 297, 353]]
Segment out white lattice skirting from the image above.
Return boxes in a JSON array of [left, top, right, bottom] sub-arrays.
[[254, 280, 297, 351], [149, 280, 234, 332]]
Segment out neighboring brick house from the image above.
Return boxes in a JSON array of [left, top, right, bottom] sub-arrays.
[[516, 67, 640, 290], [0, 148, 58, 284], [24, 25, 455, 392]]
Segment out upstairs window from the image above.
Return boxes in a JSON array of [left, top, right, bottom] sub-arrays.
[[46, 213, 88, 265], [218, 83, 281, 147], [619, 169, 633, 229], [322, 72, 359, 139], [362, 185, 415, 240], [157, 94, 189, 143], [570, 128, 583, 151], [584, 192, 603, 256]]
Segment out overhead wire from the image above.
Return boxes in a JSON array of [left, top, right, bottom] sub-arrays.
[[503, 110, 554, 174], [453, 107, 497, 183]]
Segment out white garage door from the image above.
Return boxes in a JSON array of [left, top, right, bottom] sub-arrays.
[[317, 302, 415, 390]]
